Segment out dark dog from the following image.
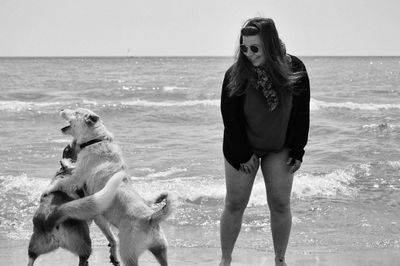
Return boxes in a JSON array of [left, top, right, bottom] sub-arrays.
[[28, 190, 92, 266], [27, 158, 123, 266]]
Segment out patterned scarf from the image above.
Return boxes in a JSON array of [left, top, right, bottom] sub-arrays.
[[254, 67, 278, 111], [252, 40, 292, 112]]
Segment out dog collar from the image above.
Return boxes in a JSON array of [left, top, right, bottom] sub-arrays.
[[79, 139, 104, 149]]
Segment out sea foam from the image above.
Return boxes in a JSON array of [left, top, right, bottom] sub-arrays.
[[126, 166, 360, 207], [121, 99, 219, 107], [3, 97, 400, 113], [0, 100, 63, 112], [292, 169, 358, 199], [310, 98, 400, 111], [0, 173, 48, 201]]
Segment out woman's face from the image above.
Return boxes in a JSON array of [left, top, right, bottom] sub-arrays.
[[241, 35, 266, 67]]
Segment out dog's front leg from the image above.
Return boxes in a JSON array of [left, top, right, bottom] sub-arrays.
[[94, 216, 120, 266]]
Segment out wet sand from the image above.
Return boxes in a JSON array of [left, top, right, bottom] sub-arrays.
[[4, 239, 400, 265]]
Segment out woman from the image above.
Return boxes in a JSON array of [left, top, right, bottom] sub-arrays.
[[219, 17, 310, 266]]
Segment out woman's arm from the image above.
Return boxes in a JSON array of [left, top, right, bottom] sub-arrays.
[[220, 69, 253, 170], [288, 58, 310, 162]]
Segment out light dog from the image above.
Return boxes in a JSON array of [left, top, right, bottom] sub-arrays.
[[28, 159, 124, 266], [43, 108, 174, 266]]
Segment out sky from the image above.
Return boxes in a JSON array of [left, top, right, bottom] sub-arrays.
[[1, 0, 400, 57]]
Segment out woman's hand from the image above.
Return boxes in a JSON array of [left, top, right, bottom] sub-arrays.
[[286, 157, 302, 173], [240, 154, 259, 174]]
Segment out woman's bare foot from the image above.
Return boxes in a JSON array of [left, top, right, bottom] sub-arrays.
[[219, 258, 231, 266]]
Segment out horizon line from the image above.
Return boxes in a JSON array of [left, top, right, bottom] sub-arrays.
[[1, 55, 400, 58]]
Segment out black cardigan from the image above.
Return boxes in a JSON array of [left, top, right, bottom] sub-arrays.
[[220, 55, 310, 170]]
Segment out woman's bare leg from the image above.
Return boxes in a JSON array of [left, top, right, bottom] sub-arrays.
[[261, 149, 293, 266], [219, 159, 258, 266]]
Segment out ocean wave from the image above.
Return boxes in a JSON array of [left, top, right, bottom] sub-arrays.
[[118, 85, 188, 92], [131, 176, 226, 204], [163, 86, 188, 92], [107, 79, 125, 83], [362, 123, 399, 132], [0, 166, 360, 240], [0, 100, 63, 112], [0, 98, 220, 112], [0, 173, 48, 201], [387, 161, 400, 169], [130, 167, 360, 207], [121, 99, 219, 107], [132, 167, 156, 173], [0, 167, 360, 212], [121, 97, 400, 110], [4, 98, 399, 113], [311, 98, 400, 111], [49, 138, 71, 144], [291, 169, 358, 199], [141, 167, 187, 179], [0, 100, 98, 113], [0, 174, 49, 240], [120, 85, 146, 91]]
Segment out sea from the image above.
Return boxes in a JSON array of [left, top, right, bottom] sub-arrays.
[[0, 56, 399, 256]]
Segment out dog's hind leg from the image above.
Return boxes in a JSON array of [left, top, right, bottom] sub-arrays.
[[61, 221, 92, 266], [119, 226, 147, 266], [149, 245, 168, 266], [121, 257, 138, 266], [78, 255, 90, 266], [94, 216, 120, 266], [119, 239, 140, 266], [149, 226, 168, 266]]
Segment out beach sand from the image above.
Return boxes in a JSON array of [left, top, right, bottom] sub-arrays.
[[4, 239, 400, 266]]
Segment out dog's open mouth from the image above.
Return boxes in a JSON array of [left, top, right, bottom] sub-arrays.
[[61, 124, 71, 133]]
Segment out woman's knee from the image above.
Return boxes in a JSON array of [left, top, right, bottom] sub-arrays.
[[267, 195, 291, 214], [224, 197, 249, 214]]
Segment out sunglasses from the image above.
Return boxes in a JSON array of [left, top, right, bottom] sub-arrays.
[[240, 44, 260, 54]]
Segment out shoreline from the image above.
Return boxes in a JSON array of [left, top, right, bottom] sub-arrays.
[[4, 239, 400, 265]]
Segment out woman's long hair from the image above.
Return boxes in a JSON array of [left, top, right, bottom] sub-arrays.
[[227, 17, 302, 96]]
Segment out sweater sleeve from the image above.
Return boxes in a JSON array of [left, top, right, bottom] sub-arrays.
[[220, 69, 253, 170], [288, 57, 310, 161]]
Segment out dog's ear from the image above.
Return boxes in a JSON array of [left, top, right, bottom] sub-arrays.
[[85, 114, 100, 126]]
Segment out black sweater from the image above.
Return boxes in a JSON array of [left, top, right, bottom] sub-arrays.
[[220, 55, 310, 170]]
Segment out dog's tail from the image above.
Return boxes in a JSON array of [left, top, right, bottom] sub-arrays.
[[45, 171, 125, 229], [148, 193, 176, 225]]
